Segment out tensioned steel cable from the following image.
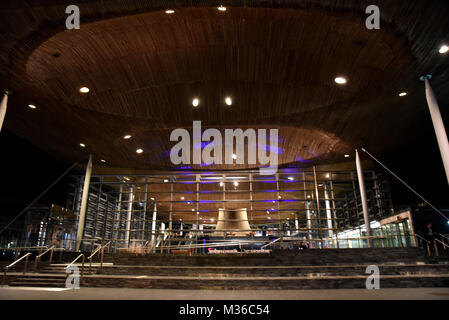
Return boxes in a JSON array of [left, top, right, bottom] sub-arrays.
[[361, 148, 449, 222], [0, 159, 83, 235]]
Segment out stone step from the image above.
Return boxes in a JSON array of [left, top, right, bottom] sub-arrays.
[[9, 281, 67, 288], [95, 264, 449, 277], [78, 274, 449, 290]]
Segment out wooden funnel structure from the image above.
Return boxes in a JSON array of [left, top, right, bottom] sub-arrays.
[[214, 208, 251, 237]]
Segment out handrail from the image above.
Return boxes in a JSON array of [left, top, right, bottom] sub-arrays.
[[1, 246, 47, 251], [5, 252, 32, 270], [65, 253, 85, 277], [34, 246, 55, 269], [415, 234, 430, 244], [88, 241, 111, 274], [415, 234, 431, 256], [435, 238, 447, 250], [261, 237, 281, 249], [87, 244, 102, 260], [3, 252, 32, 284]]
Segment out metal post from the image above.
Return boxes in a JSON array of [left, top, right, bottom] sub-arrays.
[[112, 180, 123, 246], [324, 183, 333, 239], [313, 166, 323, 248], [356, 149, 372, 248], [169, 181, 173, 235], [424, 77, 449, 186], [125, 185, 134, 248], [329, 177, 339, 248], [0, 92, 8, 132], [142, 177, 148, 241], [76, 155, 92, 251], [151, 202, 157, 252]]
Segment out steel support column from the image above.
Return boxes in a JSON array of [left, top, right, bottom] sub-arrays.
[[424, 78, 449, 186], [75, 155, 92, 251], [125, 185, 134, 248], [356, 149, 372, 247]]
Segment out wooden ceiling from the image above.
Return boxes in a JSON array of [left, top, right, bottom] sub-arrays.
[[1, 0, 449, 172]]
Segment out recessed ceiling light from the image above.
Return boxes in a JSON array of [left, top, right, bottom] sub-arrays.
[[219, 182, 224, 187], [192, 98, 199, 107], [344, 154, 350, 158], [211, 218, 214, 222], [124, 177, 130, 181], [278, 195, 282, 199], [268, 217, 272, 220], [399, 92, 407, 97], [334, 77, 347, 85], [439, 45, 449, 54], [287, 218, 290, 220], [164, 179, 169, 183], [233, 181, 239, 187], [79, 143, 86, 147], [288, 177, 294, 181], [232, 153, 237, 160], [225, 97, 232, 106], [181, 197, 185, 200], [79, 87, 90, 93], [136, 148, 143, 154], [307, 195, 311, 199], [218, 5, 226, 11], [165, 9, 175, 14], [200, 217, 203, 220], [28, 104, 37, 109], [151, 197, 155, 200], [100, 159, 106, 163], [124, 134, 132, 139]]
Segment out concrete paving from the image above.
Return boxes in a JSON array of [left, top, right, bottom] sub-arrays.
[[1, 285, 449, 300]]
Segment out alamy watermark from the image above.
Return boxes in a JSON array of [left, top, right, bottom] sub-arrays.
[[65, 5, 80, 30], [66, 265, 80, 289], [170, 121, 278, 175], [365, 5, 380, 30], [365, 265, 380, 290]]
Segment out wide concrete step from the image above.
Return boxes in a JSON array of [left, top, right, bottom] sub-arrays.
[[78, 274, 449, 290], [96, 264, 449, 277], [9, 281, 67, 288], [110, 248, 445, 266]]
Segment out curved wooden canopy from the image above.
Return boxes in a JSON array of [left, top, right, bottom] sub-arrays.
[[1, 1, 449, 171]]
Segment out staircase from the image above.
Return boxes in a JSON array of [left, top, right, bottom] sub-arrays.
[[4, 248, 449, 290]]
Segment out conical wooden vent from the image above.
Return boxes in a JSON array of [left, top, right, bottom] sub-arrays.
[[214, 208, 251, 237]]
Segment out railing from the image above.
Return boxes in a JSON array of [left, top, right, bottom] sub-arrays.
[[65, 253, 85, 277], [415, 234, 432, 256], [34, 246, 55, 270], [87, 241, 111, 273], [3, 252, 32, 284], [434, 238, 447, 254], [440, 234, 449, 246], [261, 237, 281, 249]]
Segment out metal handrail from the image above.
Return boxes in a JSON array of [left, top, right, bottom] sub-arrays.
[[262, 237, 281, 249], [88, 241, 111, 273], [415, 234, 430, 244], [415, 234, 431, 256], [0, 246, 47, 251], [34, 246, 55, 269], [3, 252, 32, 284], [65, 253, 85, 277], [434, 238, 447, 250], [5, 252, 32, 270], [87, 244, 102, 260]]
